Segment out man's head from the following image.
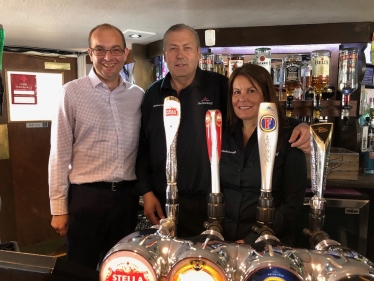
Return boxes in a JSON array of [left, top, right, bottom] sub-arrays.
[[87, 23, 128, 89], [163, 24, 201, 86]]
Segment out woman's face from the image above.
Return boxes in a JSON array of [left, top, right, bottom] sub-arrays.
[[231, 75, 264, 122]]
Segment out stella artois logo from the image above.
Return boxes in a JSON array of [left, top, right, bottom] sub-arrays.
[[260, 55, 266, 62], [100, 253, 156, 281], [105, 268, 149, 281], [165, 107, 178, 116]]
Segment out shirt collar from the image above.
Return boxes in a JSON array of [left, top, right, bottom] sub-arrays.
[[88, 67, 127, 89]]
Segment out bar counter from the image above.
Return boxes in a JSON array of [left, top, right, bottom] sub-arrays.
[[324, 173, 374, 189], [305, 172, 374, 261]]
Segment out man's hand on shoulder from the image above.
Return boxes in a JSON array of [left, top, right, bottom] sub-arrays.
[[51, 214, 69, 236], [289, 122, 311, 154], [143, 191, 165, 225]]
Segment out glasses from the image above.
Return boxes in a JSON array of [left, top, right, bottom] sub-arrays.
[[90, 48, 124, 56]]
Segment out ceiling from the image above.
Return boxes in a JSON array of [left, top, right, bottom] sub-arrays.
[[1, 0, 374, 54]]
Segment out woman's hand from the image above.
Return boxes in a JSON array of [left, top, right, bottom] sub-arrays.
[[289, 122, 311, 154]]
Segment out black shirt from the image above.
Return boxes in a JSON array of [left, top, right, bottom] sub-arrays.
[[136, 68, 228, 197], [220, 122, 307, 244]]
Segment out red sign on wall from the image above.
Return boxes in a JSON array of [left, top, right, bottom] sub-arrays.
[[10, 74, 37, 104]]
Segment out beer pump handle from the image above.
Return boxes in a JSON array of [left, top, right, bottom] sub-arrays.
[[309, 123, 333, 199], [205, 110, 222, 194], [163, 96, 181, 231], [202, 110, 224, 240], [163, 96, 180, 184], [303, 123, 340, 249], [252, 103, 279, 239], [257, 103, 278, 193]]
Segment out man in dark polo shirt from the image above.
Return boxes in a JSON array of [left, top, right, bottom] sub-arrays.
[[136, 23, 310, 237]]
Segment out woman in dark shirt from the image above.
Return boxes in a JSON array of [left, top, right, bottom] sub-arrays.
[[220, 64, 307, 245]]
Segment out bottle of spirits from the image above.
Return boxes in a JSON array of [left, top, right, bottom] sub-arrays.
[[361, 117, 370, 152], [364, 117, 374, 174]]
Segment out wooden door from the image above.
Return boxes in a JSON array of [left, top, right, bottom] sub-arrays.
[[0, 52, 77, 254]]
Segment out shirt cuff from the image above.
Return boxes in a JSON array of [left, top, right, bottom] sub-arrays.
[[50, 198, 68, 215]]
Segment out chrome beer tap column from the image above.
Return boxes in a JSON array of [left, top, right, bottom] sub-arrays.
[[303, 123, 339, 248], [163, 96, 181, 236], [203, 110, 225, 240], [252, 102, 279, 238]]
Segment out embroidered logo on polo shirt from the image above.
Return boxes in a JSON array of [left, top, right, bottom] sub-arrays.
[[198, 97, 213, 105], [153, 104, 163, 107], [222, 150, 236, 154]]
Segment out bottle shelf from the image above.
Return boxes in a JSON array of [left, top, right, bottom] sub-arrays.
[[278, 100, 357, 117]]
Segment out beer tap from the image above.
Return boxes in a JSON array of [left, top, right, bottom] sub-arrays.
[[202, 110, 225, 241], [338, 47, 358, 126], [303, 123, 340, 249], [252, 103, 279, 239], [162, 96, 181, 237]]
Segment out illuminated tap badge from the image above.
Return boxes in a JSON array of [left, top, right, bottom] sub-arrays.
[[166, 107, 179, 116], [100, 251, 157, 281], [260, 115, 276, 132]]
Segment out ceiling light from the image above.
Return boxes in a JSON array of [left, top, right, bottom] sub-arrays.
[[122, 29, 156, 41]]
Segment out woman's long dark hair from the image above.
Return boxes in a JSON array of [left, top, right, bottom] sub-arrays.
[[226, 63, 288, 147]]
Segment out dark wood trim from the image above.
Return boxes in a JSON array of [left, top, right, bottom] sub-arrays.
[[147, 39, 163, 59], [278, 100, 357, 117], [196, 22, 374, 47]]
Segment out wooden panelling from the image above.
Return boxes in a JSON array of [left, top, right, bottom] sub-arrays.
[[278, 100, 357, 118], [147, 39, 163, 59], [196, 22, 374, 48]]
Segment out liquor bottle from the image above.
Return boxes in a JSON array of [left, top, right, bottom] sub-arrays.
[[300, 58, 311, 99], [227, 54, 244, 78], [199, 49, 214, 72], [283, 54, 302, 116], [213, 54, 225, 76], [338, 48, 359, 120], [369, 117, 374, 147], [361, 117, 370, 152], [311, 50, 331, 94], [254, 48, 271, 73], [364, 117, 374, 174], [370, 97, 374, 117]]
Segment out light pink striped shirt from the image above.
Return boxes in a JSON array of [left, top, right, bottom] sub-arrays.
[[49, 69, 144, 215]]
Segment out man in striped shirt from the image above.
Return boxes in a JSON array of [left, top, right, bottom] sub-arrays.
[[48, 23, 144, 269]]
